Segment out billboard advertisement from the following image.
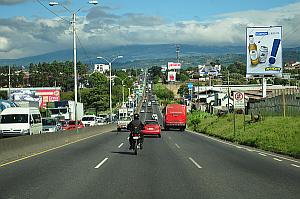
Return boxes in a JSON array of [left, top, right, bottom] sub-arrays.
[[10, 89, 60, 108], [167, 71, 176, 82], [246, 26, 282, 77], [168, 62, 181, 70], [161, 65, 167, 72]]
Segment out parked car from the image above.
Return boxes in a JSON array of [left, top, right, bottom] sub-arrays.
[[42, 118, 61, 133], [63, 120, 84, 130], [141, 120, 161, 137], [0, 107, 42, 136], [81, 115, 98, 127]]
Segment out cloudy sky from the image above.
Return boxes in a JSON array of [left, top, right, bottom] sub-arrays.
[[0, 0, 300, 59]]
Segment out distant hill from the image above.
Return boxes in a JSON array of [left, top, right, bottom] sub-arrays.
[[0, 44, 299, 67]]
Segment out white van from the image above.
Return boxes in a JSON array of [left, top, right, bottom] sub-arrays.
[[0, 107, 42, 136], [81, 115, 98, 127]]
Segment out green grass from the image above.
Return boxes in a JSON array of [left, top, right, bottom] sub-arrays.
[[187, 111, 300, 158]]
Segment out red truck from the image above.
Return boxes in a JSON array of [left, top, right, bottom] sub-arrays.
[[163, 104, 187, 131]]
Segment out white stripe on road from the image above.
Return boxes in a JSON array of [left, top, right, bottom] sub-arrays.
[[94, 157, 109, 169], [168, 136, 171, 140], [175, 143, 181, 149], [186, 130, 300, 165], [188, 157, 202, 169], [118, 143, 124, 148], [246, 148, 254, 152], [273, 158, 283, 162], [259, 153, 267, 157], [291, 164, 300, 168]]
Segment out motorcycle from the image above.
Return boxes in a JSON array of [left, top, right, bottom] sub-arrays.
[[132, 133, 141, 155]]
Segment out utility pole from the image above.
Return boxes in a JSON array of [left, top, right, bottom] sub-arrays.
[[176, 44, 180, 63], [8, 65, 11, 100], [227, 70, 230, 112]]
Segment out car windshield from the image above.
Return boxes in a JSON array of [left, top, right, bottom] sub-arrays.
[[121, 117, 131, 121], [42, 119, 56, 125], [82, 117, 95, 121], [0, 114, 28, 124], [145, 120, 158, 125]]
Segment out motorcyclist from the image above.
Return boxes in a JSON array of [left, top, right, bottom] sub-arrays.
[[127, 113, 144, 150]]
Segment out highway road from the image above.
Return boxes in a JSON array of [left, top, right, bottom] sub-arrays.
[[0, 96, 299, 199]]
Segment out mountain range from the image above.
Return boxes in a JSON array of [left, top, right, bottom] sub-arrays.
[[0, 44, 299, 68]]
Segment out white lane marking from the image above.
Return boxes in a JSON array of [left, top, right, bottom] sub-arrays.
[[246, 148, 254, 152], [235, 146, 243, 149], [259, 153, 267, 157], [95, 157, 109, 169], [186, 130, 300, 164], [175, 143, 181, 149], [273, 158, 283, 162], [188, 157, 202, 169], [118, 143, 124, 148], [168, 136, 171, 140], [127, 137, 130, 140], [291, 164, 300, 168]]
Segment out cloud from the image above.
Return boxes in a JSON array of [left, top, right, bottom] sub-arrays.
[[1, 2, 300, 59], [0, 0, 29, 5]]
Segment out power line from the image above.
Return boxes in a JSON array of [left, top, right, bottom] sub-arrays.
[[35, 0, 69, 23], [75, 31, 94, 67]]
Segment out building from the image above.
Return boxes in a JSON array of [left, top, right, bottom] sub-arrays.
[[94, 64, 109, 74]]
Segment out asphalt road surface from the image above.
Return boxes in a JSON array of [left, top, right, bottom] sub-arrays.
[[0, 96, 299, 199]]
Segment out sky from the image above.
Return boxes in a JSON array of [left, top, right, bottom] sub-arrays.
[[0, 0, 300, 59]]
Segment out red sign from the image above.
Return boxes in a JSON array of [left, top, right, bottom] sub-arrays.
[[36, 90, 60, 108], [168, 62, 181, 70]]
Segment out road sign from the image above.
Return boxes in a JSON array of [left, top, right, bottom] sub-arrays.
[[233, 92, 245, 109], [187, 83, 193, 89]]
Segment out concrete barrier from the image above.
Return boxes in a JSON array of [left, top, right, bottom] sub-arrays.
[[0, 123, 116, 165]]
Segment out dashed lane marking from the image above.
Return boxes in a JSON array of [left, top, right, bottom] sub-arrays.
[[188, 157, 202, 169], [186, 130, 300, 165], [291, 164, 300, 168], [175, 143, 181, 149], [118, 143, 124, 148], [259, 153, 267, 157], [273, 158, 283, 162], [94, 157, 109, 169]]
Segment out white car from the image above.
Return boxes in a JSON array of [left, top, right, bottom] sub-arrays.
[[152, 114, 158, 120], [81, 115, 98, 127]]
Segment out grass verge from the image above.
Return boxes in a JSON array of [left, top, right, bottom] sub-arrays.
[[187, 111, 300, 158]]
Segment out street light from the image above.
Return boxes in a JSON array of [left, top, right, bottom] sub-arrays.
[[96, 56, 123, 123], [114, 76, 132, 106], [49, 1, 98, 124]]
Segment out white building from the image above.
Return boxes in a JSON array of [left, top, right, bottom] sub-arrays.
[[94, 64, 109, 73]]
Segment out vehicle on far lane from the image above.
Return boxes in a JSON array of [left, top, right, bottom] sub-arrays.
[[142, 120, 161, 138], [81, 115, 98, 127], [63, 120, 84, 130], [163, 104, 186, 131], [42, 118, 61, 133], [152, 114, 158, 120], [141, 109, 145, 113], [117, 116, 131, 132]]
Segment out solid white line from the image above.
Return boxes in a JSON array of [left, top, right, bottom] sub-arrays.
[[186, 130, 300, 164], [291, 164, 300, 168], [188, 157, 202, 169], [94, 157, 109, 169], [118, 143, 124, 148], [246, 148, 254, 152], [273, 158, 283, 162], [259, 153, 267, 157], [175, 143, 181, 149]]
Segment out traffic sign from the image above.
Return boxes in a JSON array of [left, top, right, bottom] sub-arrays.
[[233, 91, 245, 109], [188, 83, 193, 89]]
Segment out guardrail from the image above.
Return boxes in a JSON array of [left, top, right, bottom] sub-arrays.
[[0, 123, 116, 165]]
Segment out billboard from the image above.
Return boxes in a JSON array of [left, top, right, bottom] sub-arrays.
[[168, 62, 181, 70], [10, 89, 60, 108], [167, 71, 176, 82], [94, 64, 109, 73], [161, 65, 167, 72], [246, 26, 282, 77]]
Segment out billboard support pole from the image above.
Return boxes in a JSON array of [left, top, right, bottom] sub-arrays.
[[262, 78, 267, 98]]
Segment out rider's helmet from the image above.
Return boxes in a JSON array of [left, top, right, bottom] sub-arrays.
[[133, 113, 139, 120]]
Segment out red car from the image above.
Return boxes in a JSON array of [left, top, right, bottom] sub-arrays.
[[63, 120, 84, 131], [142, 120, 161, 138]]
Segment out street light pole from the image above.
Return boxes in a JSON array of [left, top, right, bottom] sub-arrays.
[[122, 81, 125, 105], [96, 56, 123, 123], [72, 12, 78, 123]]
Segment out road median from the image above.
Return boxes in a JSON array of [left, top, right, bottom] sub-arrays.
[[0, 123, 116, 166]]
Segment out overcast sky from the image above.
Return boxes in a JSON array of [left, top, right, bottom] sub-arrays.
[[0, 0, 300, 59]]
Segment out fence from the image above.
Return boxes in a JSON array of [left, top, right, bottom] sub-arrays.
[[248, 94, 300, 117]]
